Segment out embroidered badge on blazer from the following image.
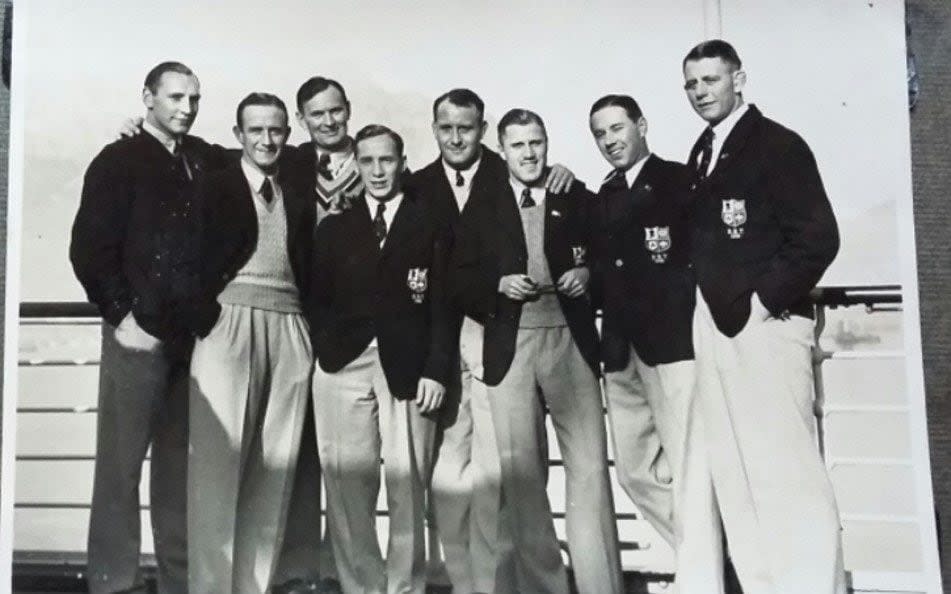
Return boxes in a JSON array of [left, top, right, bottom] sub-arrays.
[[721, 198, 747, 239], [644, 226, 671, 263], [407, 268, 428, 304], [571, 245, 587, 266]]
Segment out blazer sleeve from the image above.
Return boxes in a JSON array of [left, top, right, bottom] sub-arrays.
[[307, 216, 336, 346], [754, 133, 840, 315], [422, 221, 454, 386], [69, 146, 133, 328], [184, 176, 223, 338]]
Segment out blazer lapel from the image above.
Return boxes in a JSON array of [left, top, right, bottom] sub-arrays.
[[708, 104, 759, 179], [497, 184, 528, 260], [380, 191, 423, 259]]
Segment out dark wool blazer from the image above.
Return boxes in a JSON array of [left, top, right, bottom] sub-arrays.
[[593, 154, 696, 370], [307, 189, 454, 397], [451, 179, 601, 386], [185, 160, 315, 337], [687, 104, 839, 338], [70, 132, 232, 339]]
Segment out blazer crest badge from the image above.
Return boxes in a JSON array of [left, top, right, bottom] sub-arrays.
[[571, 245, 587, 267], [407, 267, 428, 304], [644, 226, 671, 263], [721, 198, 747, 239]]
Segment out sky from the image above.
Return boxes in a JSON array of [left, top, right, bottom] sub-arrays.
[[13, 0, 913, 299]]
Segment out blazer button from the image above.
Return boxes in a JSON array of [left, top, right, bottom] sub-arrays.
[[615, 259, 624, 268]]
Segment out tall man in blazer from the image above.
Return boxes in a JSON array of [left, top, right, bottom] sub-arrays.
[[70, 61, 230, 594], [682, 39, 845, 594], [185, 93, 315, 594], [410, 88, 576, 594], [309, 125, 453, 594], [588, 94, 722, 593], [452, 109, 622, 594]]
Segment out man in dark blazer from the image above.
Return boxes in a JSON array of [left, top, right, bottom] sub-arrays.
[[185, 93, 315, 594], [588, 94, 721, 594], [452, 109, 621, 594], [69, 61, 231, 594], [409, 88, 576, 594], [682, 39, 845, 594], [308, 124, 453, 594]]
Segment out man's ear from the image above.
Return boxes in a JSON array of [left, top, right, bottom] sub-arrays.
[[637, 116, 649, 136], [142, 87, 154, 109], [232, 125, 243, 144], [296, 110, 306, 130], [732, 69, 747, 94]]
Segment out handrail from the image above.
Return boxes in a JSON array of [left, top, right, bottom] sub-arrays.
[[17, 285, 903, 320]]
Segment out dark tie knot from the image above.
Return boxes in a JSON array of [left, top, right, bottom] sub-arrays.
[[317, 153, 333, 180], [455, 169, 465, 187], [520, 187, 536, 208], [695, 128, 715, 181]]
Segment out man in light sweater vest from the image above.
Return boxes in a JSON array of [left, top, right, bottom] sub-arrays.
[[184, 92, 315, 594], [451, 109, 622, 594]]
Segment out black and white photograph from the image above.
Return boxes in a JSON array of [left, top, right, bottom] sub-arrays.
[[0, 1, 947, 593]]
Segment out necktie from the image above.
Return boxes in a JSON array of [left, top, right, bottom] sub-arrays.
[[260, 178, 274, 204], [601, 170, 628, 194], [373, 201, 387, 243], [519, 187, 536, 208], [317, 153, 333, 180], [695, 128, 714, 180], [455, 169, 465, 187], [174, 144, 193, 181]]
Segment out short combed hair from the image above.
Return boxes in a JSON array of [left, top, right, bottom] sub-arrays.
[[589, 94, 643, 123], [497, 108, 547, 140], [682, 39, 742, 70], [432, 88, 485, 121], [235, 92, 289, 129], [296, 76, 349, 111], [354, 124, 404, 157], [144, 61, 194, 93]]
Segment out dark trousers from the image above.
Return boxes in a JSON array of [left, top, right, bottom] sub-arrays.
[[86, 325, 189, 594]]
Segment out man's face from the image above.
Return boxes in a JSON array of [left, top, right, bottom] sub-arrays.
[[432, 101, 486, 170], [589, 106, 649, 171], [683, 57, 745, 126], [296, 86, 351, 150], [500, 122, 548, 186], [143, 72, 200, 138], [233, 105, 290, 173], [356, 134, 404, 201]]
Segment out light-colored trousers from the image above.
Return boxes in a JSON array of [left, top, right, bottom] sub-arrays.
[[692, 292, 846, 594], [187, 304, 312, 594], [604, 349, 724, 594], [314, 344, 436, 594], [486, 326, 623, 594], [430, 317, 513, 594], [87, 325, 188, 594]]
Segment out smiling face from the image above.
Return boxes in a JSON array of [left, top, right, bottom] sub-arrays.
[[356, 133, 404, 202], [683, 56, 746, 126], [432, 100, 486, 170], [234, 104, 290, 174], [589, 105, 649, 171], [143, 71, 200, 139], [296, 85, 351, 150], [499, 122, 547, 186]]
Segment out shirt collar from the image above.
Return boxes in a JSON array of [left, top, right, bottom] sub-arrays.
[[316, 138, 355, 169], [240, 158, 276, 196], [623, 153, 651, 188], [508, 176, 545, 205], [142, 120, 179, 155], [442, 155, 482, 187], [366, 191, 404, 214], [710, 102, 749, 144]]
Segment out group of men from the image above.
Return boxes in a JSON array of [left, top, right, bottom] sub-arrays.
[[70, 38, 845, 594]]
